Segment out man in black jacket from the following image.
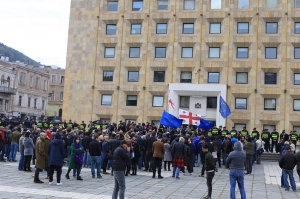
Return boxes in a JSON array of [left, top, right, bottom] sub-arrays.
[[112, 140, 130, 199], [203, 144, 218, 199], [89, 135, 102, 178], [144, 131, 157, 172], [82, 132, 93, 168], [279, 145, 296, 191], [110, 133, 121, 176]]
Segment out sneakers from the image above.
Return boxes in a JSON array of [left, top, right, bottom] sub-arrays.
[[158, 175, 163, 179], [49, 182, 52, 185], [97, 176, 102, 178], [203, 196, 211, 199], [57, 183, 63, 186]]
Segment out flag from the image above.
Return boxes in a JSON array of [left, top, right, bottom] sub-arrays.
[[197, 118, 213, 131], [160, 110, 183, 128], [168, 99, 175, 110], [178, 109, 201, 125], [219, 96, 231, 118]]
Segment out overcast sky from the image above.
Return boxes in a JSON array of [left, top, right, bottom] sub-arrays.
[[0, 0, 71, 68]]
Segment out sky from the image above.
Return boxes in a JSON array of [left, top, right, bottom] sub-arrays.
[[0, 0, 71, 68]]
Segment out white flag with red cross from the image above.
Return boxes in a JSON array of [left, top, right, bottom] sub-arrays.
[[178, 109, 201, 125]]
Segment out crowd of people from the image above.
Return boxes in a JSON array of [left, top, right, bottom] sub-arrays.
[[0, 118, 300, 199]]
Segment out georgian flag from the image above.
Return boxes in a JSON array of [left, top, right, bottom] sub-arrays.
[[178, 109, 201, 125]]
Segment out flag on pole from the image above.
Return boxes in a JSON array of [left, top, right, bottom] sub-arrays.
[[197, 118, 213, 131], [160, 110, 183, 128], [168, 99, 175, 110], [219, 96, 231, 118], [178, 109, 201, 125]]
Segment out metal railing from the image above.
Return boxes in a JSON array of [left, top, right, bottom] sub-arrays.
[[0, 86, 17, 94]]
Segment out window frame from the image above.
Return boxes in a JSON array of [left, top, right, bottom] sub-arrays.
[[129, 47, 140, 58], [295, 22, 300, 34], [207, 97, 217, 108], [101, 94, 112, 106], [209, 23, 221, 34], [208, 72, 220, 83], [183, 23, 194, 34], [236, 72, 248, 84], [209, 47, 220, 58], [104, 47, 115, 58], [18, 96, 22, 106], [35, 77, 40, 88], [265, 47, 277, 59], [184, 0, 195, 10], [60, 92, 64, 101], [19, 72, 26, 84], [126, 95, 138, 106], [297, 0, 300, 8], [181, 47, 193, 58], [103, 70, 114, 82], [108, 1, 118, 11], [156, 23, 167, 34], [155, 47, 167, 58], [236, 47, 249, 58], [264, 98, 276, 111], [154, 71, 165, 82], [28, 97, 31, 108], [158, 0, 168, 10], [179, 96, 190, 108], [264, 72, 277, 84], [237, 22, 249, 34], [295, 47, 300, 59], [132, 0, 143, 11], [131, 23, 142, 34], [238, 0, 249, 9], [266, 0, 278, 8], [294, 73, 300, 85], [152, 96, 164, 107], [180, 71, 192, 83], [128, 71, 139, 82], [293, 99, 300, 111], [211, 0, 222, 9], [266, 22, 278, 34], [106, 24, 117, 35], [235, 98, 247, 110]]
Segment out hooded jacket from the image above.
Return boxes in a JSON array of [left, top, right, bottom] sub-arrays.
[[226, 142, 246, 171], [48, 138, 65, 167]]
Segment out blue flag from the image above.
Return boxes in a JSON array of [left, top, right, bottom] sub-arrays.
[[197, 118, 213, 131], [219, 96, 231, 118], [160, 111, 183, 128]]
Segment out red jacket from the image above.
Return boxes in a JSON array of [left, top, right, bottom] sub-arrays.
[[0, 131, 5, 144]]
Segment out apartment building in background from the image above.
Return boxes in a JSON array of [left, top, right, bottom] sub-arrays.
[[63, 0, 300, 131]]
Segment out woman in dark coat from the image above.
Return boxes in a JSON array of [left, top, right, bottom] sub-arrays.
[[65, 136, 84, 180], [130, 137, 140, 175], [23, 132, 34, 172], [48, 133, 65, 185]]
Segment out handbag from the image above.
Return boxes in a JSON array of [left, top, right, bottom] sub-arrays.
[[258, 147, 264, 155], [74, 154, 83, 166]]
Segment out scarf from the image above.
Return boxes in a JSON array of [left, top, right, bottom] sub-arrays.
[[74, 142, 83, 166]]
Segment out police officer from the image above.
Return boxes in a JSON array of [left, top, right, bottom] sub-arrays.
[[207, 128, 213, 137], [230, 127, 237, 137], [37, 120, 43, 129], [80, 121, 86, 130], [270, 128, 279, 153], [67, 120, 73, 129], [190, 127, 196, 136], [261, 129, 271, 152], [221, 127, 229, 140], [289, 130, 298, 148], [241, 127, 248, 137], [251, 128, 259, 139], [211, 125, 219, 137]]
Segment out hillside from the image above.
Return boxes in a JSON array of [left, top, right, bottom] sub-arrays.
[[0, 43, 40, 66]]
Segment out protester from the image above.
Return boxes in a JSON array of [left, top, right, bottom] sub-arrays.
[[23, 131, 34, 172], [34, 133, 46, 183], [279, 145, 297, 191], [152, 137, 165, 179], [171, 137, 186, 179], [89, 135, 102, 178], [203, 144, 218, 199], [243, 137, 254, 175]]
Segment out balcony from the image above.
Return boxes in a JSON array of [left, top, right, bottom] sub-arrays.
[[0, 86, 17, 95]]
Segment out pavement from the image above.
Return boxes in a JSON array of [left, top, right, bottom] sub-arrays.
[[0, 158, 300, 199]]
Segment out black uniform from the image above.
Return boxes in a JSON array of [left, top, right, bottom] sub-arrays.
[[261, 130, 271, 152], [290, 133, 298, 148], [270, 131, 279, 153]]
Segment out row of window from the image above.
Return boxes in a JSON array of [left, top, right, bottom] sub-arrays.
[[106, 22, 300, 35], [106, 0, 300, 11], [103, 70, 300, 85], [51, 75, 64, 84], [49, 91, 64, 102], [19, 72, 48, 90], [101, 95, 164, 107], [104, 46, 300, 59], [18, 96, 45, 110], [0, 99, 9, 111]]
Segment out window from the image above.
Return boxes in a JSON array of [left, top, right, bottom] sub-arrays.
[[207, 97, 217, 108], [266, 0, 277, 8], [42, 100, 45, 110], [19, 72, 26, 84], [51, 75, 56, 83], [50, 91, 55, 101], [180, 96, 190, 108], [184, 0, 195, 10], [153, 96, 164, 107], [263, 125, 275, 132], [237, 47, 249, 58], [101, 94, 112, 106], [295, 48, 300, 59], [238, 0, 249, 8], [265, 73, 277, 84], [295, 23, 300, 34], [43, 80, 47, 90], [297, 0, 300, 8], [0, 75, 5, 85], [132, 0, 143, 11], [209, 47, 220, 58], [208, 72, 219, 83], [266, 22, 278, 34], [182, 47, 193, 58], [126, 95, 137, 106], [106, 24, 117, 35], [129, 47, 140, 58], [264, 99, 276, 110], [265, 47, 277, 59], [183, 23, 194, 34], [35, 77, 40, 88], [211, 0, 221, 9], [131, 24, 142, 34], [210, 23, 221, 34], [60, 76, 64, 84], [156, 23, 167, 34], [235, 98, 247, 109], [235, 124, 246, 131], [34, 98, 37, 108], [18, 96, 22, 106], [180, 72, 192, 83], [108, 1, 118, 11], [104, 47, 115, 58], [158, 0, 168, 10], [236, 72, 248, 84], [237, 22, 249, 34], [294, 99, 300, 111], [5, 100, 8, 111], [7, 76, 10, 87], [128, 71, 139, 82], [154, 71, 165, 82], [294, 74, 300, 85], [60, 92, 64, 101], [28, 97, 31, 108], [155, 47, 166, 58], [103, 70, 114, 81]]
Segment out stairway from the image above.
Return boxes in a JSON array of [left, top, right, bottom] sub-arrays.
[[261, 152, 280, 162]]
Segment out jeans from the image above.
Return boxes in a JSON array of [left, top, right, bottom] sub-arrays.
[[83, 149, 91, 167], [112, 171, 126, 199], [18, 152, 24, 170], [206, 171, 215, 197], [138, 151, 143, 169], [9, 142, 18, 161], [256, 151, 261, 164], [145, 151, 153, 171], [229, 170, 246, 199], [201, 157, 205, 175], [5, 144, 10, 158], [197, 154, 201, 167], [245, 156, 252, 174], [67, 146, 71, 165], [0, 144, 5, 160], [222, 151, 227, 165], [172, 166, 181, 178], [152, 157, 162, 177], [282, 169, 296, 191], [90, 156, 102, 177]]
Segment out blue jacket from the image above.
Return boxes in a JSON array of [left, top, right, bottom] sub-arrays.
[[48, 138, 65, 167], [101, 141, 110, 159]]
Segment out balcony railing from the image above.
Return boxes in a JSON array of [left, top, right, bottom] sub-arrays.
[[0, 86, 17, 95]]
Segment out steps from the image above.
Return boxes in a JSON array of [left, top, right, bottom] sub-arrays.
[[261, 152, 280, 162]]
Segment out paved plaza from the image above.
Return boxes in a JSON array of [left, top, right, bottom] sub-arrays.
[[0, 160, 299, 199]]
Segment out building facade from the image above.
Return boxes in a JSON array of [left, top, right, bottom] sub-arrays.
[[63, 0, 300, 131], [44, 66, 65, 118]]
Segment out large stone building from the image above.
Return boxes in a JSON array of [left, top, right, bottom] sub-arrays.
[[63, 0, 300, 131]]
